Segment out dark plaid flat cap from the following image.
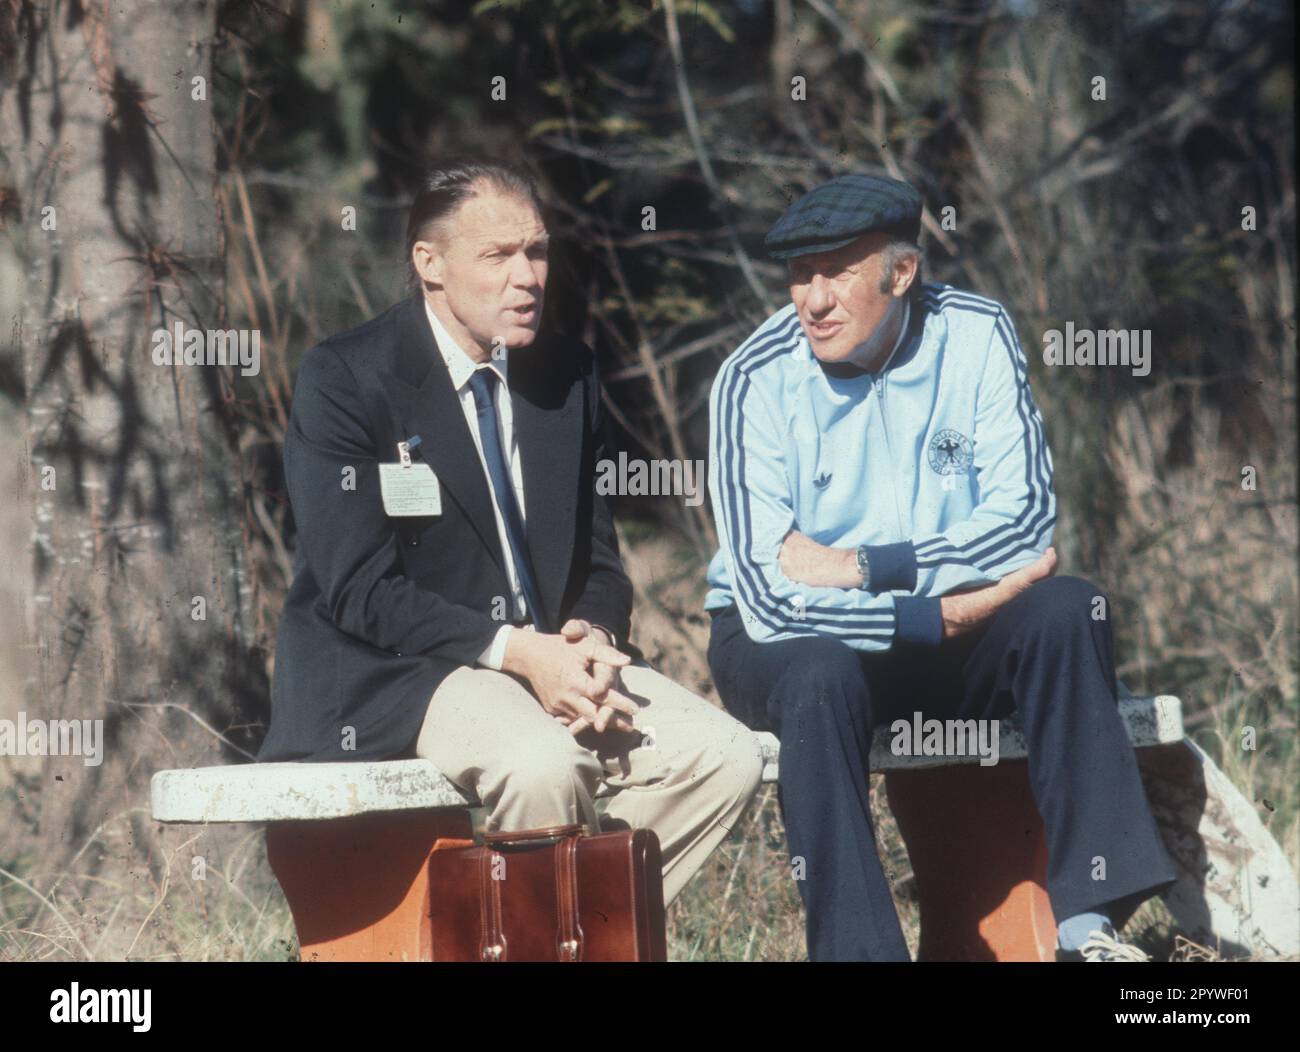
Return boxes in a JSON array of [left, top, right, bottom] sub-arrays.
[[765, 173, 923, 260]]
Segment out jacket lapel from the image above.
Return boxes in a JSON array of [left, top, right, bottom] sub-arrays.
[[380, 295, 507, 574], [510, 340, 581, 619]]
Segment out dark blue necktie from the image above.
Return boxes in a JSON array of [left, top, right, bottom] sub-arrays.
[[467, 368, 552, 633]]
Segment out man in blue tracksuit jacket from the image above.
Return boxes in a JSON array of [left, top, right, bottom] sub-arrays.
[[704, 172, 1177, 961]]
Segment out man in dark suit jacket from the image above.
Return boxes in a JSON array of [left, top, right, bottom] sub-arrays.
[[258, 157, 762, 907]]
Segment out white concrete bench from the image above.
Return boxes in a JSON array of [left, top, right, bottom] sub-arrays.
[[151, 691, 1183, 821], [151, 688, 1298, 961]]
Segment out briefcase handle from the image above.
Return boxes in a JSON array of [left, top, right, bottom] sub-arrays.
[[482, 822, 589, 846]]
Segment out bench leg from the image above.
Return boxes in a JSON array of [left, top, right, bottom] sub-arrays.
[[266, 809, 474, 962], [885, 761, 1058, 961]]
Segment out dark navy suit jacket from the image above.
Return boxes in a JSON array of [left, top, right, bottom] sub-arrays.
[[257, 293, 634, 762]]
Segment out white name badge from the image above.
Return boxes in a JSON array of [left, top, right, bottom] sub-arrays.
[[378, 462, 442, 517]]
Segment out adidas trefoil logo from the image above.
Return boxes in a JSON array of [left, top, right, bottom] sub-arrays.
[[813, 471, 832, 489]]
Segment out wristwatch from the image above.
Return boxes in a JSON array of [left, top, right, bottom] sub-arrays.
[[855, 545, 871, 590], [590, 623, 617, 649]]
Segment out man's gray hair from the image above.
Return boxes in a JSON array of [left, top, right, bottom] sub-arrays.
[[878, 239, 925, 300]]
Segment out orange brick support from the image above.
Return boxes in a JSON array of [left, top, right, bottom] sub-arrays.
[[266, 809, 474, 962], [885, 760, 1058, 961]]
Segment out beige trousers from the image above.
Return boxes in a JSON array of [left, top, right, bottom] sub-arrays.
[[414, 663, 764, 907]]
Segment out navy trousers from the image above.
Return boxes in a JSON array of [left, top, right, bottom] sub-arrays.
[[707, 574, 1179, 961]]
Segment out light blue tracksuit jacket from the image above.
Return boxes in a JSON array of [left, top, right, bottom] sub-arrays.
[[704, 282, 1056, 650]]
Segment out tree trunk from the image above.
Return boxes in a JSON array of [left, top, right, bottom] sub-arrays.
[[1, 0, 254, 892]]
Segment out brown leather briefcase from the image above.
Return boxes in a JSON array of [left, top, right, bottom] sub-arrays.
[[426, 823, 668, 961]]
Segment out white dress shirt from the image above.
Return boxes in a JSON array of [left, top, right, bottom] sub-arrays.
[[424, 298, 527, 669]]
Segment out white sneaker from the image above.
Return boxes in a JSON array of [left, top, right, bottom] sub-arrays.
[[1056, 922, 1151, 962]]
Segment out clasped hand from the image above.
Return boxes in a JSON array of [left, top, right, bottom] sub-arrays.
[[502, 618, 640, 737]]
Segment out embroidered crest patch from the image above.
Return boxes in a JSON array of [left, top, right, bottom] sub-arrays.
[[928, 428, 974, 475]]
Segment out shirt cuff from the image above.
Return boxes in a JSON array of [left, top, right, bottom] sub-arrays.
[[864, 540, 918, 592], [894, 595, 943, 646], [476, 624, 515, 670]]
